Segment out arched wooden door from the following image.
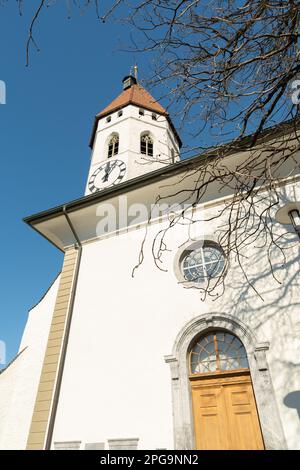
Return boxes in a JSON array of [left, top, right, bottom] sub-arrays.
[[189, 331, 264, 450]]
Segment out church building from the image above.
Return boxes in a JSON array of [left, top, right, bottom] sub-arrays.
[[0, 75, 300, 450]]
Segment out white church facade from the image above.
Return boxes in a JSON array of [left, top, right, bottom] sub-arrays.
[[0, 75, 300, 450]]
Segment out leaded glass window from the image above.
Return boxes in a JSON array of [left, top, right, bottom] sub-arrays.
[[190, 331, 249, 374], [108, 135, 119, 158], [141, 134, 154, 157], [182, 243, 225, 283]]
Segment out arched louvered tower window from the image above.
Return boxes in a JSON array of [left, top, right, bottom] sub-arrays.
[[140, 133, 153, 157], [107, 134, 119, 158]]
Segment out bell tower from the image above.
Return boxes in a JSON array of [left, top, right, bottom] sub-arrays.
[[85, 75, 181, 195]]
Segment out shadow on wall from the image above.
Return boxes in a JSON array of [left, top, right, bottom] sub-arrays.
[[224, 229, 300, 333], [215, 194, 300, 448], [284, 391, 300, 419]]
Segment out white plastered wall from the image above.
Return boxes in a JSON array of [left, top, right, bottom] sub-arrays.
[[0, 276, 60, 449], [52, 181, 300, 449]]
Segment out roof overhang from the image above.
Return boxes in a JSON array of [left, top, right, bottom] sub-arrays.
[[25, 118, 300, 252], [24, 158, 200, 251]]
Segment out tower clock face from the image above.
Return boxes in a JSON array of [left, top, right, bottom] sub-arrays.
[[88, 160, 126, 193]]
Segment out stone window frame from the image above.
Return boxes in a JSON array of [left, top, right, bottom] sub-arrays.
[[85, 442, 105, 450], [108, 438, 139, 450], [54, 441, 81, 450], [164, 313, 287, 450]]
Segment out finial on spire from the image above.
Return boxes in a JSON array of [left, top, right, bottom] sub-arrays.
[[129, 64, 138, 81]]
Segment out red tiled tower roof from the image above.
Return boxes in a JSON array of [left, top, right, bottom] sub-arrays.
[[97, 83, 168, 118], [89, 78, 182, 148]]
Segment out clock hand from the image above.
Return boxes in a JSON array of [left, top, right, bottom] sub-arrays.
[[102, 162, 113, 182]]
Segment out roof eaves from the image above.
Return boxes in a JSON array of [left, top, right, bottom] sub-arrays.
[[28, 117, 300, 229]]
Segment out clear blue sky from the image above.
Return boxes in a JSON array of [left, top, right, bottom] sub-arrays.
[[0, 2, 173, 363]]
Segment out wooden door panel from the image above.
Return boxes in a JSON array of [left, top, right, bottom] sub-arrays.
[[191, 385, 228, 450], [224, 383, 264, 450], [191, 375, 264, 450]]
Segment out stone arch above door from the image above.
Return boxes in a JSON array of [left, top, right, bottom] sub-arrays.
[[164, 313, 287, 450]]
